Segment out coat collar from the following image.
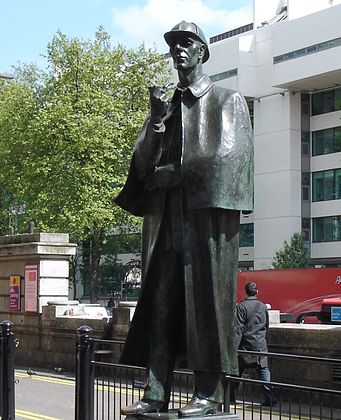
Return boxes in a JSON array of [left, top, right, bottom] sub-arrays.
[[165, 74, 213, 120], [176, 74, 213, 98]]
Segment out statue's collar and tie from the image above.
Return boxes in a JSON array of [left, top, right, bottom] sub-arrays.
[[175, 74, 213, 99], [166, 74, 213, 119]]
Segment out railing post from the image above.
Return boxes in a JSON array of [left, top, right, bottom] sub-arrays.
[[75, 325, 94, 420], [223, 375, 237, 413], [223, 376, 231, 413], [0, 320, 16, 420]]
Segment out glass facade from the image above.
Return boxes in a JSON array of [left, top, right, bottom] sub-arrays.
[[302, 218, 311, 241], [312, 127, 341, 156], [312, 169, 341, 201], [301, 132, 310, 156], [273, 37, 341, 65], [102, 233, 141, 255], [210, 68, 238, 82], [312, 88, 341, 115], [239, 223, 254, 247], [210, 23, 253, 44], [313, 216, 341, 242]]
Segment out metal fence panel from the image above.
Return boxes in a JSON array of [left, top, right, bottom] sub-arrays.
[[75, 331, 341, 420]]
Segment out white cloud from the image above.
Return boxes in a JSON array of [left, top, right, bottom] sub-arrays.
[[111, 0, 253, 51]]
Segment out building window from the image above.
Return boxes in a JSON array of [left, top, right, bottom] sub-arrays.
[[302, 172, 310, 201], [238, 265, 254, 271], [239, 223, 254, 247], [302, 142, 310, 156], [312, 127, 341, 155], [301, 101, 310, 116], [273, 37, 341, 65], [302, 131, 310, 156], [302, 172, 310, 186], [209, 23, 253, 44], [312, 88, 341, 115], [302, 218, 311, 241], [312, 169, 341, 201], [210, 68, 238, 82], [313, 216, 341, 242], [302, 186, 310, 201]]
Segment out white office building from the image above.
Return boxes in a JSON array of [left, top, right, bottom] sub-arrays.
[[198, 0, 341, 269]]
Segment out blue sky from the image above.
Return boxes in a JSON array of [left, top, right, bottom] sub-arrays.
[[0, 0, 253, 74]]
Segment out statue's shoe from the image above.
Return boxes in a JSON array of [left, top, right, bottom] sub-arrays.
[[178, 396, 219, 417], [121, 399, 164, 416]]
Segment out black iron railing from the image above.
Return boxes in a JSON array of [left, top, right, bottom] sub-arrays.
[[0, 321, 340, 419], [76, 326, 95, 420], [75, 328, 341, 420]]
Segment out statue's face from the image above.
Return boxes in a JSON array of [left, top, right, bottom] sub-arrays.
[[169, 36, 205, 70]]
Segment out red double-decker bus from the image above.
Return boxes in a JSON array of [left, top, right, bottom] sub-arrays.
[[237, 268, 341, 321]]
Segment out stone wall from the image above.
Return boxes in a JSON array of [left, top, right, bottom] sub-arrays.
[[268, 324, 341, 391], [2, 304, 341, 396], [0, 303, 129, 371]]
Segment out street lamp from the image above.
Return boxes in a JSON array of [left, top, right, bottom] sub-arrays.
[[0, 73, 14, 80]]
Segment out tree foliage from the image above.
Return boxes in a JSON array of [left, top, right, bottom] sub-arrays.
[[272, 232, 309, 269], [0, 28, 170, 301]]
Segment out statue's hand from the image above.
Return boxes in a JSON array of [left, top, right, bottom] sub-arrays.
[[145, 164, 182, 190], [149, 85, 170, 124]]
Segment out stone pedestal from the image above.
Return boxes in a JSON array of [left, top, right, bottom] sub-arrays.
[[118, 300, 137, 319], [0, 233, 76, 313]]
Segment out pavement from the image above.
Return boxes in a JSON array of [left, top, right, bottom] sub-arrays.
[[15, 368, 75, 420]]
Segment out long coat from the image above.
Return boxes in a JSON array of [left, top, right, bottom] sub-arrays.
[[115, 74, 253, 374], [236, 296, 269, 367]]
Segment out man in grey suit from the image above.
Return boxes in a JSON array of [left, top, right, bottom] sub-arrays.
[[116, 20, 253, 417], [235, 282, 277, 406]]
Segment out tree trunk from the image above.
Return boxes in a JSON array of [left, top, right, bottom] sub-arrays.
[[89, 232, 104, 303], [70, 248, 82, 300], [70, 256, 78, 300]]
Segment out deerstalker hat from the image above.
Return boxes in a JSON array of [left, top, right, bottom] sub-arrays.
[[164, 20, 210, 63]]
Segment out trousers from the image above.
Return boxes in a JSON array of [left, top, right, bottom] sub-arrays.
[[140, 207, 240, 407], [142, 237, 223, 407], [231, 359, 276, 404]]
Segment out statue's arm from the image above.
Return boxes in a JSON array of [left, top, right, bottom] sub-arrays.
[[231, 91, 253, 140], [134, 86, 169, 179], [134, 116, 164, 179], [114, 87, 170, 215], [224, 90, 254, 213]]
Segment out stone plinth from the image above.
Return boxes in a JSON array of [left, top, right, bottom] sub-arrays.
[[0, 233, 75, 258], [0, 232, 76, 313]]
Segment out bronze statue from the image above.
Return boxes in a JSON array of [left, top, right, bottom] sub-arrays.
[[115, 20, 253, 417]]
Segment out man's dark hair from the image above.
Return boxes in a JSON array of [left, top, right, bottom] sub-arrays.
[[245, 282, 257, 296]]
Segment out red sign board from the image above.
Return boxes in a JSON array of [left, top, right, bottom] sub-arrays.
[[24, 265, 38, 312], [9, 275, 20, 311]]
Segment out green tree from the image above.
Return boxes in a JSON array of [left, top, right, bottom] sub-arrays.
[[272, 232, 309, 269], [0, 28, 169, 301]]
